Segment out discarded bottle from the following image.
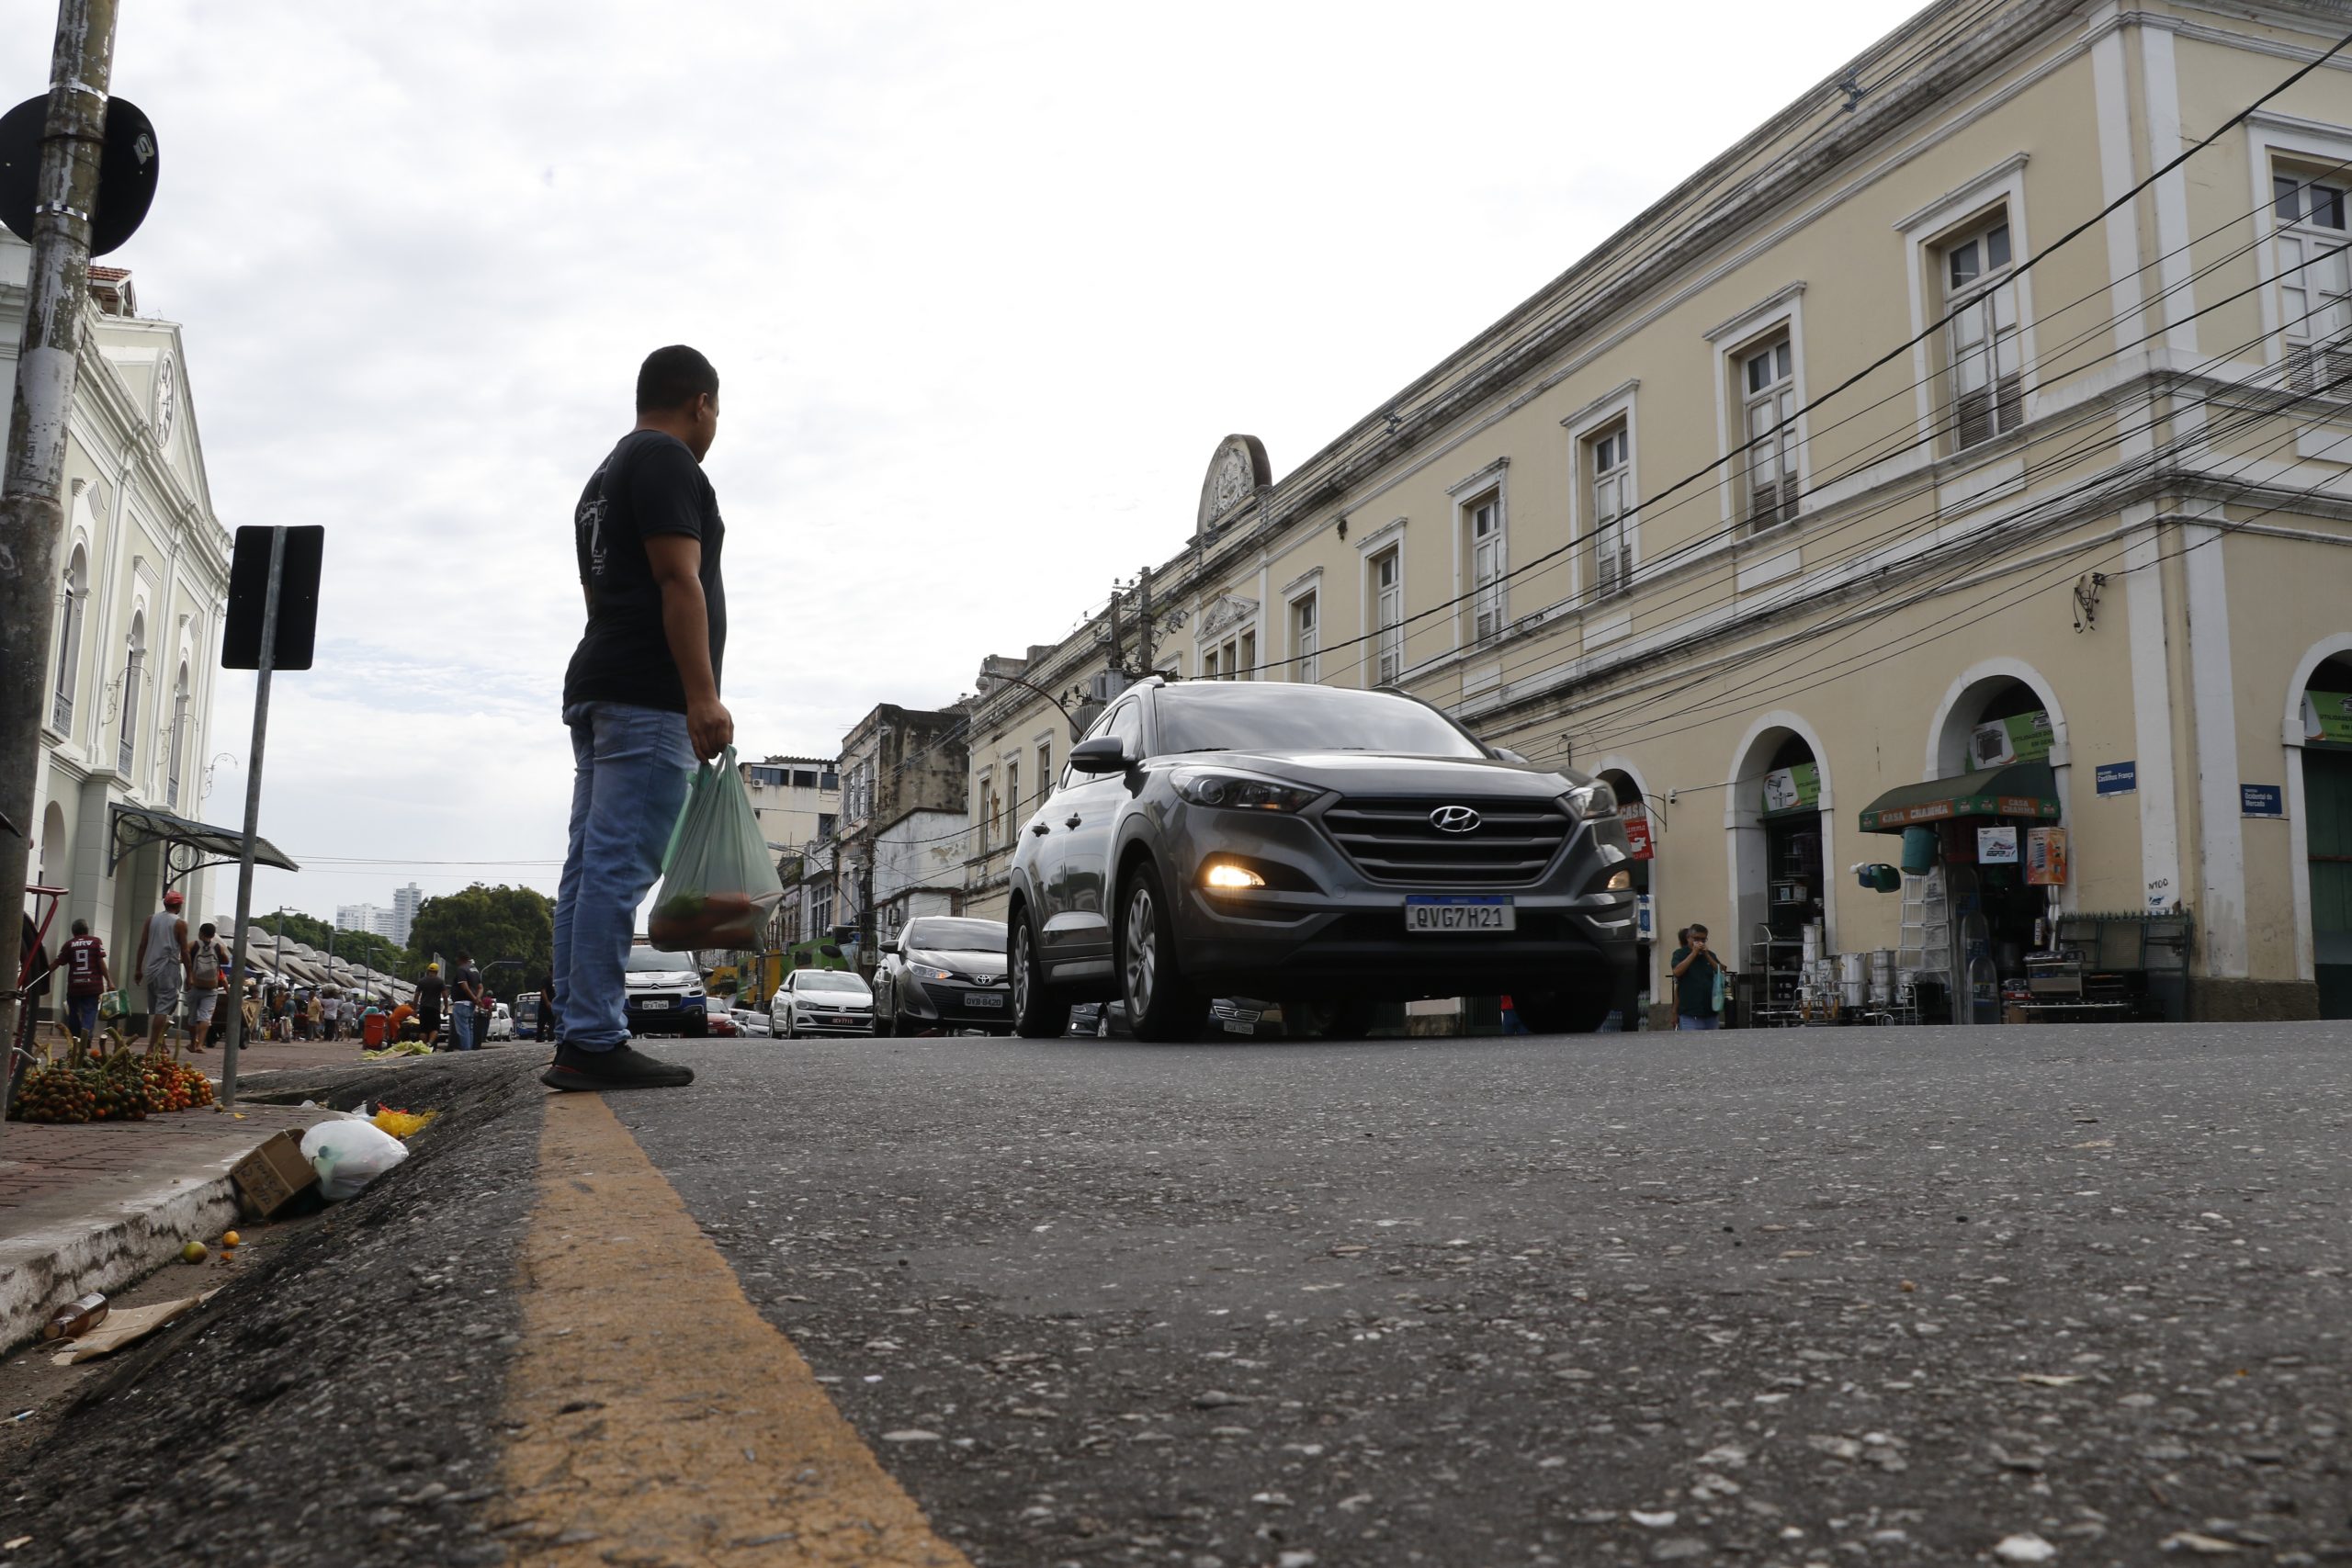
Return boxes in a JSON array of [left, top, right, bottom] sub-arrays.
[[40, 1292, 108, 1341]]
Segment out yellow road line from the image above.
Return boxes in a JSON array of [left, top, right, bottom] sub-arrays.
[[498, 1092, 974, 1566]]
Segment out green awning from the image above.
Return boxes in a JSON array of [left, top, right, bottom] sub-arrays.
[[1858, 761, 2061, 834]]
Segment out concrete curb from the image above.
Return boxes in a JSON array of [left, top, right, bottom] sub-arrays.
[[0, 1145, 248, 1358]]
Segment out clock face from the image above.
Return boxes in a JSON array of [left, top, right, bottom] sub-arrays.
[[153, 355, 175, 446]]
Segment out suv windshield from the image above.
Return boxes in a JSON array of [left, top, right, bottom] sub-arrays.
[[1155, 683, 1487, 758], [797, 969, 871, 998], [626, 946, 695, 973], [904, 918, 1003, 953]]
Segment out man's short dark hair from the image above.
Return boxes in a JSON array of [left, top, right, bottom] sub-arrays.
[[71, 918, 88, 935], [1690, 923, 1709, 937], [637, 345, 718, 413]]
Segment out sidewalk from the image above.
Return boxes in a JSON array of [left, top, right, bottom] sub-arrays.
[[0, 1040, 507, 1354]]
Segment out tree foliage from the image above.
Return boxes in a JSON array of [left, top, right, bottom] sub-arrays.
[[405, 884, 554, 1000], [253, 909, 406, 977]]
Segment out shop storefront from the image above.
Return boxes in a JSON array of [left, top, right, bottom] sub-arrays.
[[2301, 667, 2352, 1019]]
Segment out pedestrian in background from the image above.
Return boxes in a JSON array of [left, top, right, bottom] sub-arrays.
[[450, 950, 484, 1052], [183, 920, 230, 1054], [545, 345, 731, 1092], [537, 970, 556, 1043], [60, 919, 109, 1047], [133, 889, 187, 1052], [417, 962, 447, 1049], [1670, 923, 1726, 1031]]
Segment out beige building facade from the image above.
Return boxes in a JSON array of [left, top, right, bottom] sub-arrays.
[[963, 0, 2352, 1021]]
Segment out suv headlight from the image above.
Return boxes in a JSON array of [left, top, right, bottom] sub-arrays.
[[1172, 769, 1322, 813], [1561, 781, 1618, 821]]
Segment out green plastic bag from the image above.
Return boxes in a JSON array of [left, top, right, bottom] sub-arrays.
[[648, 747, 786, 950]]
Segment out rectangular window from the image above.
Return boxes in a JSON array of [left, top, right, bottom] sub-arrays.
[[2273, 166, 2352, 395], [792, 769, 816, 788], [820, 769, 840, 791], [1742, 337, 1798, 529], [1203, 648, 1220, 680], [117, 649, 142, 773], [1238, 628, 1255, 681], [817, 813, 836, 840], [1006, 758, 1020, 822], [1589, 426, 1633, 595], [1945, 216, 2023, 448], [1036, 739, 1052, 798], [1467, 495, 1506, 640], [1374, 548, 1404, 685], [1293, 593, 1319, 683], [748, 764, 786, 787]]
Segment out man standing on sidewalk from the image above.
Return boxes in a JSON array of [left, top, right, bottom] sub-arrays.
[[450, 950, 484, 1052], [1670, 923, 1727, 1031], [59, 919, 109, 1047], [545, 345, 731, 1092], [133, 889, 187, 1052]]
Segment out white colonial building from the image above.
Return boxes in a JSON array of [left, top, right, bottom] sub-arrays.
[[5, 242, 265, 972]]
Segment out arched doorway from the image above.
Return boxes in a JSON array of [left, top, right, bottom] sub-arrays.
[[1727, 715, 1833, 1017], [40, 802, 67, 890], [2296, 652, 2352, 1018]]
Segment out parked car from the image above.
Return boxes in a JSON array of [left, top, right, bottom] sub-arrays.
[[730, 1007, 772, 1038], [1005, 678, 1637, 1042], [487, 1001, 514, 1041], [1066, 1000, 1131, 1039], [875, 915, 1012, 1035], [769, 967, 876, 1038], [624, 943, 708, 1038], [707, 1010, 740, 1038]]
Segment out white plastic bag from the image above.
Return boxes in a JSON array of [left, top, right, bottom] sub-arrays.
[[300, 1118, 410, 1201]]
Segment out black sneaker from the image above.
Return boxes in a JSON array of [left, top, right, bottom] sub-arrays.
[[539, 1041, 695, 1091]]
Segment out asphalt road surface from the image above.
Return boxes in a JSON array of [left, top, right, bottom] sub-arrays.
[[4, 1021, 2346, 1567], [612, 1021, 2349, 1567]]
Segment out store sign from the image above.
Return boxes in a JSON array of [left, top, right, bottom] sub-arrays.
[[1622, 803, 1655, 860], [1761, 761, 1820, 814], [1977, 825, 2020, 863], [2025, 826, 2068, 886], [2301, 691, 2352, 746], [2094, 761, 2137, 796], [2241, 784, 2284, 818], [1969, 710, 2054, 768]]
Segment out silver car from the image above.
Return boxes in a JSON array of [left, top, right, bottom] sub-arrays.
[[1005, 678, 1637, 1042]]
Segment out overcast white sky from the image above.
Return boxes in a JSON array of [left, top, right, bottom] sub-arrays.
[[9, 0, 1902, 921]]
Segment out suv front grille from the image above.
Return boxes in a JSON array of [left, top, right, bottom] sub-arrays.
[[1321, 796, 1573, 886]]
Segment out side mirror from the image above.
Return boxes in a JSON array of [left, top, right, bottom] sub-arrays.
[[1069, 736, 1131, 774]]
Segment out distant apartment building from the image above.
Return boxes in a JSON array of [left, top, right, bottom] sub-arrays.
[[832, 704, 971, 961], [335, 902, 400, 942], [390, 882, 423, 948]]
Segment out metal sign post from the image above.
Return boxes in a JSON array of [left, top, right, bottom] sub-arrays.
[[218, 526, 285, 1107]]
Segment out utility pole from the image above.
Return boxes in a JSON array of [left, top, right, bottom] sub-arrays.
[[1135, 565, 1155, 676], [0, 0, 120, 1088]]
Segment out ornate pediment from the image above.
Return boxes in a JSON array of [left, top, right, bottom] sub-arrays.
[[1195, 434, 1272, 533], [1199, 592, 1259, 638]]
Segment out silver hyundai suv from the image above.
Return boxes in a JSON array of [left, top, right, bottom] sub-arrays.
[[1005, 678, 1637, 1042]]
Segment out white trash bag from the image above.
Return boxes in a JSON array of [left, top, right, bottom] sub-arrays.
[[300, 1117, 411, 1201]]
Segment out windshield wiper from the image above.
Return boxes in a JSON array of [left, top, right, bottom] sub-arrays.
[[1164, 746, 1231, 755]]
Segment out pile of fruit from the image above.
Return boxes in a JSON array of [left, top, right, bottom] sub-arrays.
[[8, 1049, 216, 1123]]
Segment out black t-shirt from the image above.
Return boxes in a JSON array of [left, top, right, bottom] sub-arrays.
[[561, 429, 726, 713], [1671, 945, 1724, 1016], [419, 977, 446, 1014], [455, 963, 482, 1003]]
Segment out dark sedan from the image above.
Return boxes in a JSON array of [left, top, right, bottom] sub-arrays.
[[1004, 678, 1637, 1042], [876, 916, 1013, 1035]]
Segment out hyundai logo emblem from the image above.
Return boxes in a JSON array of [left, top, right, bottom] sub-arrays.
[[1430, 805, 1482, 833]]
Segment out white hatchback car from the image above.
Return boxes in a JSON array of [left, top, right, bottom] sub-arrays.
[[769, 967, 876, 1038]]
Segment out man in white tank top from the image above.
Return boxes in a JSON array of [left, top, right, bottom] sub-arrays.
[[133, 889, 188, 1051]]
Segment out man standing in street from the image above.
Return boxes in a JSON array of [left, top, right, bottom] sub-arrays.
[[417, 962, 447, 1050], [184, 920, 231, 1054], [450, 950, 485, 1052], [1670, 923, 1727, 1031], [544, 345, 731, 1092], [59, 918, 109, 1048], [134, 889, 187, 1052]]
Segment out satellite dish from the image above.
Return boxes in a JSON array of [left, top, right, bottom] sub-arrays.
[[0, 95, 159, 256]]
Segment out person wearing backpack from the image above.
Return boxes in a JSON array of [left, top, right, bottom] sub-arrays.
[[1670, 923, 1727, 1031], [184, 921, 232, 1053]]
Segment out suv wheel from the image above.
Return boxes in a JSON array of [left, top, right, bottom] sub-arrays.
[[1010, 916, 1071, 1039], [1121, 863, 1209, 1043], [1514, 985, 1611, 1035]]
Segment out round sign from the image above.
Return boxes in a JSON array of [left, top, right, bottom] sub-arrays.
[[0, 95, 159, 257]]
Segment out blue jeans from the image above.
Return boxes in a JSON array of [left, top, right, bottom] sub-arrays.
[[1677, 1013, 1722, 1031], [450, 999, 476, 1051], [552, 702, 695, 1050]]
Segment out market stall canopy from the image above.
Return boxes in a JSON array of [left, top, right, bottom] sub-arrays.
[[1858, 761, 2061, 833], [108, 803, 299, 874]]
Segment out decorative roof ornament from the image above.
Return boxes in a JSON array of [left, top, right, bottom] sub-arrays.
[[1195, 434, 1271, 535]]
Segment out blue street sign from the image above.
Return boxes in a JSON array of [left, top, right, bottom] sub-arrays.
[[2095, 761, 2136, 795], [2241, 784, 2284, 818]]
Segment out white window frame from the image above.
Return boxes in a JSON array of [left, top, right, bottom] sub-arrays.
[[1588, 424, 1634, 598], [1372, 548, 1404, 685], [1290, 586, 1320, 683], [1940, 212, 2025, 449], [51, 543, 87, 734], [1895, 152, 2040, 456], [1351, 517, 1408, 687], [117, 610, 145, 775], [2245, 112, 2352, 400], [165, 662, 190, 810], [1560, 380, 1639, 604], [1704, 284, 1809, 536]]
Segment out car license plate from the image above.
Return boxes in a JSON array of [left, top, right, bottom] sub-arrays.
[[1405, 896, 1515, 932], [966, 991, 1006, 1009], [638, 998, 673, 1010]]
